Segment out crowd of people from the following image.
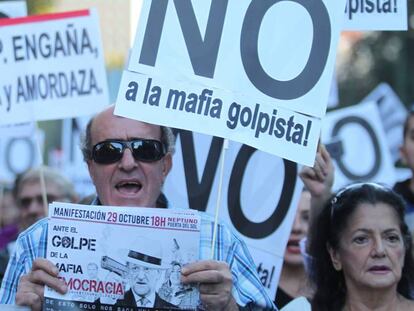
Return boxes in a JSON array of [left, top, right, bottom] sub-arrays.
[[0, 105, 414, 310]]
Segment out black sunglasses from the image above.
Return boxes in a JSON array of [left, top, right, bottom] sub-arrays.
[[92, 139, 166, 164]]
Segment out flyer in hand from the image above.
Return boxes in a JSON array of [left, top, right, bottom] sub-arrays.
[[44, 202, 201, 311]]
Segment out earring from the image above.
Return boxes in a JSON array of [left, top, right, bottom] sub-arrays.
[[332, 262, 342, 271]]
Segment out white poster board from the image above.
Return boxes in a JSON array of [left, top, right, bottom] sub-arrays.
[[115, 0, 347, 166], [163, 131, 304, 297], [343, 0, 407, 31], [0, 9, 109, 125], [0, 123, 43, 182], [321, 101, 396, 191], [361, 83, 407, 163]]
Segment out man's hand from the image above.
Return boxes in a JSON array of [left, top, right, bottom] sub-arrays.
[[15, 258, 68, 311], [181, 260, 238, 311]]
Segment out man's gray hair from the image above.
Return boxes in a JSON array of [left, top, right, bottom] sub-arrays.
[[15, 166, 77, 201], [80, 116, 176, 162]]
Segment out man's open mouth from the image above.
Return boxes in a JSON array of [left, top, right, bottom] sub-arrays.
[[116, 181, 142, 194]]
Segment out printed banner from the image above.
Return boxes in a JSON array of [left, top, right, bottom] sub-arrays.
[[321, 101, 396, 192], [45, 203, 201, 310], [115, 0, 347, 166], [0, 9, 109, 125], [343, 0, 407, 31]]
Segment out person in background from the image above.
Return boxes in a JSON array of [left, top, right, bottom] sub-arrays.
[[275, 144, 334, 309], [0, 106, 275, 311], [0, 181, 19, 284], [0, 167, 78, 285], [0, 181, 19, 250], [14, 166, 78, 233], [309, 183, 414, 311], [394, 109, 414, 231], [275, 188, 312, 309]]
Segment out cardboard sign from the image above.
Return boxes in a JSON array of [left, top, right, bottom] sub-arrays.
[[361, 83, 407, 163], [0, 9, 109, 125], [343, 0, 407, 31], [0, 123, 43, 182], [115, 0, 346, 166], [322, 101, 396, 191], [163, 130, 304, 296]]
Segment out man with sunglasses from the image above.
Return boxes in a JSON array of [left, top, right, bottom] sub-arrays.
[[0, 106, 275, 310]]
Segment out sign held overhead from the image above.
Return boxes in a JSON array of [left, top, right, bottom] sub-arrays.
[[116, 0, 346, 166]]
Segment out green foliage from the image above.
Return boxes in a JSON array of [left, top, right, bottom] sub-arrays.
[[26, 0, 54, 15]]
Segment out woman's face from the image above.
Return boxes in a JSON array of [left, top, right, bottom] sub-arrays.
[[329, 203, 406, 292], [284, 190, 311, 265]]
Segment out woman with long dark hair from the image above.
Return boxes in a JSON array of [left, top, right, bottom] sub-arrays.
[[309, 183, 414, 310], [309, 183, 414, 311]]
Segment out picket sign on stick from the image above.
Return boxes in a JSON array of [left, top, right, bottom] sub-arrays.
[[33, 120, 48, 215], [0, 9, 109, 126], [210, 138, 229, 259], [115, 0, 347, 166], [22, 101, 48, 215], [0, 8, 109, 212], [115, 0, 347, 296]]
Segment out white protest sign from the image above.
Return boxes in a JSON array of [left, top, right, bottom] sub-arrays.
[[115, 0, 347, 166], [163, 130, 304, 297], [321, 101, 396, 192], [0, 0, 41, 183], [0, 9, 109, 125], [360, 83, 407, 163], [344, 0, 407, 30], [0, 124, 43, 182], [0, 1, 27, 18], [328, 70, 339, 109]]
